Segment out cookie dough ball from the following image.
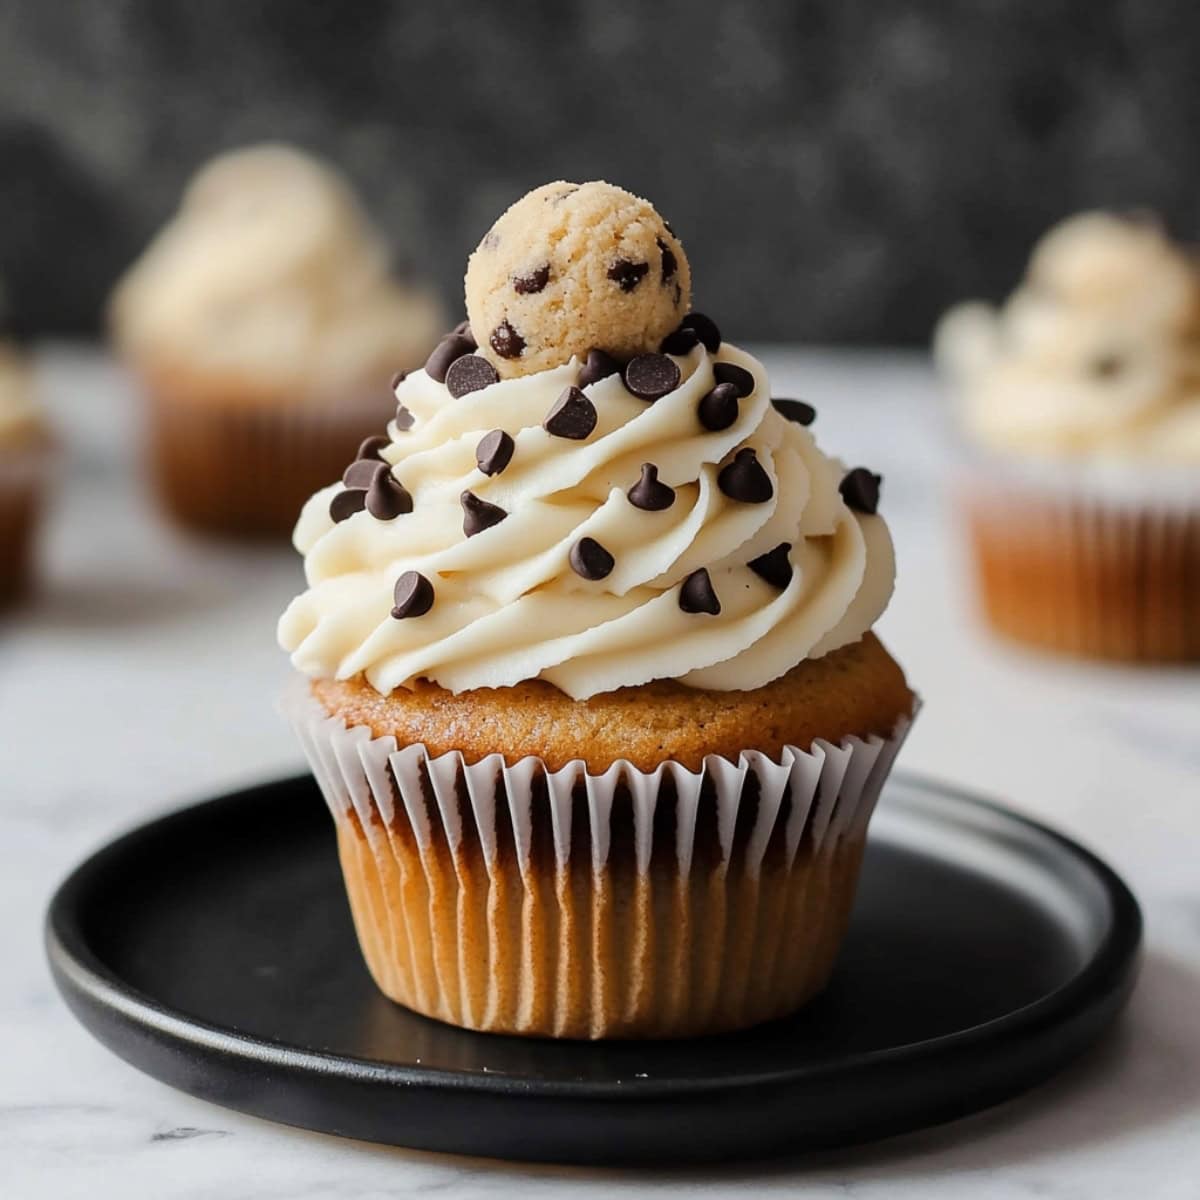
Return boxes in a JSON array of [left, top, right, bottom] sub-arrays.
[[465, 181, 691, 378]]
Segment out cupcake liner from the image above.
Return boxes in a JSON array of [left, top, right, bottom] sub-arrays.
[[286, 685, 915, 1040], [961, 453, 1200, 661], [0, 438, 52, 608], [140, 371, 395, 538]]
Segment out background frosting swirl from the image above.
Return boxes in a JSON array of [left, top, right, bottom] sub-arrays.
[[278, 343, 895, 699]]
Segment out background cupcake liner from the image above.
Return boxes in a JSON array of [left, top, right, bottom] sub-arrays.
[[961, 454, 1200, 661], [286, 686, 915, 1040], [141, 372, 395, 538], [0, 438, 53, 607]]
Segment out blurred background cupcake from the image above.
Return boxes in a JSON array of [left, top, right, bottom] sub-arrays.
[[109, 143, 444, 538], [934, 212, 1200, 662], [0, 332, 51, 608]]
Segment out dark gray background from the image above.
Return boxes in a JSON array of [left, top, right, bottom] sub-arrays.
[[2, 0, 1198, 344]]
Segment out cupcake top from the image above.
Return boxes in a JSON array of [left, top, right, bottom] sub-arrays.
[[934, 211, 1200, 462], [0, 344, 41, 448], [279, 182, 895, 701], [110, 144, 443, 397]]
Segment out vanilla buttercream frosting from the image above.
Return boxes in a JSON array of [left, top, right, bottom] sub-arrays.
[[934, 211, 1200, 462], [111, 144, 443, 396], [278, 340, 895, 699]]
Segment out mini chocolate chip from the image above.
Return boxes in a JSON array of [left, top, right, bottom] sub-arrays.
[[390, 369, 409, 390], [748, 542, 793, 590], [461, 490, 508, 536], [395, 404, 415, 431], [476, 429, 514, 476], [658, 237, 677, 282], [490, 319, 525, 359], [839, 468, 882, 515], [425, 334, 475, 382], [446, 353, 500, 398], [391, 571, 434, 619], [660, 326, 700, 355], [544, 386, 597, 439], [718, 448, 773, 503], [624, 353, 681, 402], [329, 488, 367, 523], [698, 382, 740, 431], [578, 348, 620, 388], [679, 568, 720, 615], [569, 536, 615, 581], [343, 459, 388, 489], [356, 435, 391, 462], [513, 264, 550, 294], [1090, 352, 1125, 379], [607, 259, 650, 292], [627, 463, 675, 511], [680, 312, 721, 352], [713, 362, 755, 397], [772, 398, 817, 426], [366, 471, 413, 520]]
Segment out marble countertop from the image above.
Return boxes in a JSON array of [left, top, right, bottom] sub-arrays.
[[2, 345, 1197, 1198]]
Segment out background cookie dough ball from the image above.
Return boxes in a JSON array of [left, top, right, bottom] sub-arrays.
[[465, 181, 691, 378]]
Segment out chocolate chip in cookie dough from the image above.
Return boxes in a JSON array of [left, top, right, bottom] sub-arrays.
[[513, 264, 551, 295], [748, 542, 793, 590], [425, 333, 475, 382], [366, 471, 413, 520], [342, 459, 388, 489], [489, 319, 526, 360], [569, 536, 615, 581], [394, 404, 415, 431], [698, 381, 740, 431], [544, 386, 597, 439], [461, 490, 508, 536], [627, 463, 676, 511], [624, 353, 681, 402], [391, 571, 434, 619], [718, 448, 773, 504], [680, 312, 721, 352], [475, 429, 514, 476], [679, 568, 721, 615], [607, 258, 650, 292], [772, 398, 817, 426], [445, 353, 500, 398], [578, 348, 620, 388], [658, 237, 678, 282], [839, 468, 882, 515], [329, 488, 367, 523], [713, 362, 755, 398], [660, 326, 701, 355]]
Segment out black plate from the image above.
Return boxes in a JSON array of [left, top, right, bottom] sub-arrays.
[[46, 772, 1141, 1165]]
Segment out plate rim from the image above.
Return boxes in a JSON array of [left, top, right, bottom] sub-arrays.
[[44, 769, 1142, 1102]]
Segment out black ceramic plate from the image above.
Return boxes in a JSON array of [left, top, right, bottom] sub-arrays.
[[46, 772, 1140, 1166]]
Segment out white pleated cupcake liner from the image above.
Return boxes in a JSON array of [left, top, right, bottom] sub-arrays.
[[286, 685, 915, 880]]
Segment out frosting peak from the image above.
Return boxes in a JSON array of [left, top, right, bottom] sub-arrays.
[[111, 144, 443, 393], [278, 341, 895, 699]]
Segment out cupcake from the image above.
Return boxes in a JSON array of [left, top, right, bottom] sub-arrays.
[[110, 144, 444, 538], [0, 342, 50, 607], [935, 211, 1200, 661], [280, 181, 915, 1039]]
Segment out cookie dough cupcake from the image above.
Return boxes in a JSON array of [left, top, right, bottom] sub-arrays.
[[0, 342, 51, 607], [111, 144, 444, 537], [936, 211, 1200, 661], [281, 181, 915, 1039]]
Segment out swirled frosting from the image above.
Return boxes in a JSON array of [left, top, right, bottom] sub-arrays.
[[278, 343, 895, 699], [110, 144, 443, 395], [934, 211, 1200, 462]]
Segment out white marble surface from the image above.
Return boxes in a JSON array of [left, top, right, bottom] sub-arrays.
[[1, 345, 1197, 1198]]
